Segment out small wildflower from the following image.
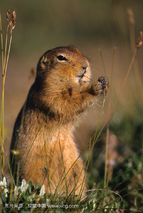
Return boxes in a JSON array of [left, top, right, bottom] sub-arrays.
[[19, 179, 29, 192], [0, 177, 6, 187], [0, 177, 9, 197], [39, 185, 45, 197], [3, 177, 7, 187], [14, 186, 18, 198], [4, 188, 9, 197], [0, 181, 3, 187], [0, 177, 7, 187]]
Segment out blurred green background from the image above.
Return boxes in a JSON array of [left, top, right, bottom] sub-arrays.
[[0, 0, 143, 57], [0, 0, 143, 177]]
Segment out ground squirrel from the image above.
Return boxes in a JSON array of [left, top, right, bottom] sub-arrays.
[[10, 46, 108, 198]]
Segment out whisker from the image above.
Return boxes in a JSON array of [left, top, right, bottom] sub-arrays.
[[84, 75, 94, 83], [84, 75, 98, 86]]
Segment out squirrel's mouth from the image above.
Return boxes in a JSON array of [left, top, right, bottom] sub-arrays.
[[75, 69, 86, 79]]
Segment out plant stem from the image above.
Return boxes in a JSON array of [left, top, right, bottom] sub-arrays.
[[96, 47, 138, 146], [129, 14, 143, 94], [0, 13, 13, 177], [4, 25, 9, 75], [0, 13, 5, 177], [98, 49, 107, 75], [104, 47, 116, 191]]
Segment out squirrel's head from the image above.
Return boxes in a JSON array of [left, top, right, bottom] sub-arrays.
[[36, 46, 91, 91]]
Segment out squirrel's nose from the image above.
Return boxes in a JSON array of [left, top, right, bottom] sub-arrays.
[[82, 60, 89, 70], [82, 66, 87, 71], [82, 60, 89, 72], [82, 67, 87, 76]]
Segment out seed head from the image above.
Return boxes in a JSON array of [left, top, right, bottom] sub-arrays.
[[127, 8, 135, 25], [9, 10, 16, 31], [136, 31, 143, 49], [6, 8, 10, 25], [12, 11, 16, 26]]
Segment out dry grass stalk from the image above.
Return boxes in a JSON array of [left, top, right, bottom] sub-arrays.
[[96, 31, 142, 147], [0, 9, 16, 177], [127, 8, 143, 97]]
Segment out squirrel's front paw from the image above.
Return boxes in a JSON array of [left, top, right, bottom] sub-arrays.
[[92, 76, 109, 96]]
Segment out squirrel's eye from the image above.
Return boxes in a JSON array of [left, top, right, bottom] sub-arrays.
[[57, 55, 67, 61]]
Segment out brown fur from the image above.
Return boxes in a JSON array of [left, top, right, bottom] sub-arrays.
[[10, 46, 108, 198]]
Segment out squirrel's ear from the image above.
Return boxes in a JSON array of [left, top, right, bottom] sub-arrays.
[[43, 57, 48, 63], [37, 56, 48, 70]]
